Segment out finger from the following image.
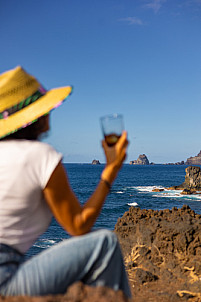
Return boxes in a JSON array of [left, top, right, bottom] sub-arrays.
[[102, 140, 109, 151], [116, 135, 128, 153], [117, 131, 128, 148], [116, 152, 127, 168]]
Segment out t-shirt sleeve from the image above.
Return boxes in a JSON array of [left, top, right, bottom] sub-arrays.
[[31, 142, 63, 189]]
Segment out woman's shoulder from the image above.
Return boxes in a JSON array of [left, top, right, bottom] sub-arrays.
[[0, 139, 61, 158], [22, 140, 61, 158], [24, 140, 57, 151]]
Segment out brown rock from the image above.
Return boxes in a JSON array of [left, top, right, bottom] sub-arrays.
[[152, 188, 164, 192], [92, 159, 100, 165], [0, 282, 130, 302], [167, 185, 185, 190], [130, 154, 149, 165], [130, 268, 158, 285], [181, 188, 196, 195], [168, 166, 201, 192], [115, 205, 201, 301], [186, 151, 201, 165]]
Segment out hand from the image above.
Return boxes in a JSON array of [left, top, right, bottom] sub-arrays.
[[102, 131, 128, 166], [101, 131, 129, 184]]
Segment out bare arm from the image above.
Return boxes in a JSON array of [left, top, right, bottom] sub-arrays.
[[43, 131, 128, 236]]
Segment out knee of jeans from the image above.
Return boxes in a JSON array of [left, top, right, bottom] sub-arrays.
[[97, 229, 119, 250]]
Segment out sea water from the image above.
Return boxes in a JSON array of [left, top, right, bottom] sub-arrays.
[[26, 164, 201, 257]]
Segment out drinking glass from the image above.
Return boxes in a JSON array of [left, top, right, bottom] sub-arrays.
[[100, 114, 124, 147]]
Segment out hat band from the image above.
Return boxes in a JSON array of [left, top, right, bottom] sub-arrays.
[[0, 86, 47, 120]]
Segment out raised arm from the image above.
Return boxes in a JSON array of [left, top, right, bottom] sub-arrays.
[[43, 131, 128, 236]]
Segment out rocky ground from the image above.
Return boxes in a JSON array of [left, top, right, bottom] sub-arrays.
[[1, 205, 201, 302], [0, 282, 128, 302], [115, 204, 201, 302]]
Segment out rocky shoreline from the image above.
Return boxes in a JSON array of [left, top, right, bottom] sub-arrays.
[[168, 165, 201, 195], [129, 149, 201, 166]]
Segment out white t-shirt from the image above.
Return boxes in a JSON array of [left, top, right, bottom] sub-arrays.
[[0, 140, 62, 253]]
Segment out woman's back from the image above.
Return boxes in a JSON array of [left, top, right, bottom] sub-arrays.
[[0, 140, 61, 253]]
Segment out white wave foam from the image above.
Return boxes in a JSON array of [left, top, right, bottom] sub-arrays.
[[124, 186, 139, 190], [181, 194, 201, 201], [135, 186, 165, 192], [127, 202, 138, 206], [125, 185, 201, 201], [115, 191, 124, 194], [153, 194, 181, 198], [153, 191, 201, 201]]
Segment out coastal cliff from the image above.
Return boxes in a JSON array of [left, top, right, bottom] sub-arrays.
[[186, 151, 201, 165]]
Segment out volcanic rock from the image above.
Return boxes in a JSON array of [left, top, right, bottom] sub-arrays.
[[186, 151, 201, 165], [164, 161, 185, 165], [130, 154, 149, 165], [115, 205, 201, 301], [152, 188, 164, 192], [185, 166, 201, 189], [169, 166, 201, 193], [181, 188, 196, 195], [0, 282, 129, 302], [92, 159, 100, 165]]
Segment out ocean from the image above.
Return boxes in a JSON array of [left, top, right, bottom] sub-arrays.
[[26, 164, 201, 258]]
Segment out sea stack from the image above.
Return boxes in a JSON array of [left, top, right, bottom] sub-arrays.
[[92, 159, 100, 165], [130, 154, 149, 165], [168, 165, 201, 193]]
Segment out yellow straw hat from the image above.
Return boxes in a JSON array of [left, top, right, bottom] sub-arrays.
[[0, 66, 73, 138]]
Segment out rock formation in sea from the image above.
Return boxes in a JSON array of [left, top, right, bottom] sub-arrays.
[[164, 161, 185, 165], [130, 154, 149, 165], [186, 151, 201, 165], [169, 165, 201, 194], [92, 159, 100, 165]]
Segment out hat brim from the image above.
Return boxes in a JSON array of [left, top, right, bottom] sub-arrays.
[[0, 86, 72, 138]]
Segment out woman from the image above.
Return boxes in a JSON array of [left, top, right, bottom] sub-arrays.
[[0, 66, 131, 297]]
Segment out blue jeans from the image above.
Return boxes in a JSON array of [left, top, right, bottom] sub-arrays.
[[0, 230, 131, 297]]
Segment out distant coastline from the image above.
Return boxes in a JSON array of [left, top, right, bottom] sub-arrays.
[[129, 150, 201, 166], [63, 151, 201, 165]]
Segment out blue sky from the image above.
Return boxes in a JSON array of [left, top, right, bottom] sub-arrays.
[[1, 0, 201, 163]]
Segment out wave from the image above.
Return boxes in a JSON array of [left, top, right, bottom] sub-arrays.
[[134, 186, 165, 192], [133, 186, 201, 201], [153, 194, 181, 198], [153, 194, 201, 201], [127, 202, 138, 206]]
